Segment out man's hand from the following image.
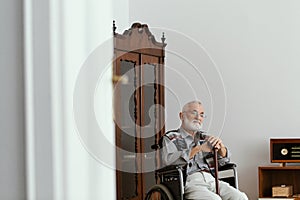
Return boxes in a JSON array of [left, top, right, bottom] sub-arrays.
[[189, 141, 212, 159], [206, 136, 227, 157], [206, 136, 225, 150], [189, 136, 227, 159]]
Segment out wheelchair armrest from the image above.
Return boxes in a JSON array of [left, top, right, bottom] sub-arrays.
[[219, 163, 237, 171], [157, 163, 236, 174], [156, 164, 186, 174], [218, 163, 239, 189]]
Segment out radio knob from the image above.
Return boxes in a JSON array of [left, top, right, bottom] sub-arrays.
[[281, 148, 288, 156]]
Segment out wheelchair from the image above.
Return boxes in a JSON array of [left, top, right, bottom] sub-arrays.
[[145, 136, 239, 200]]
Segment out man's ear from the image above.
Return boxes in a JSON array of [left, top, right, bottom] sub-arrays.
[[179, 112, 183, 120]]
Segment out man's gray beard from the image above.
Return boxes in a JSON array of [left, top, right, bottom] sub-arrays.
[[183, 116, 203, 132]]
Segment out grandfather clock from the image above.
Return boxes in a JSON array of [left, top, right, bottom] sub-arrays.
[[113, 21, 166, 200]]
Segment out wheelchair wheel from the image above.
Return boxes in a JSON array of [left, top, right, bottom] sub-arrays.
[[145, 184, 174, 200]]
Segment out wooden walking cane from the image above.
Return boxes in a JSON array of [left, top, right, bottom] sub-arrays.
[[213, 147, 220, 195]]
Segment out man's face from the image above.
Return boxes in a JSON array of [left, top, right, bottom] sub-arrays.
[[181, 103, 206, 132]]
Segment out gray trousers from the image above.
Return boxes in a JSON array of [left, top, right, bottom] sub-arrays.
[[184, 171, 248, 200]]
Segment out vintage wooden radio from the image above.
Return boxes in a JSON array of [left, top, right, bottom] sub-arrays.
[[270, 138, 300, 166]]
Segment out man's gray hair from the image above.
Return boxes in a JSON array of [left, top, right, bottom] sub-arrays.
[[182, 100, 202, 112]]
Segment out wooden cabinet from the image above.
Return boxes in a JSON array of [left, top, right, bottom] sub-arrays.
[[258, 166, 300, 198], [113, 22, 166, 200]]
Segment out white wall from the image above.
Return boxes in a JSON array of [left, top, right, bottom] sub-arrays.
[[129, 0, 300, 199]]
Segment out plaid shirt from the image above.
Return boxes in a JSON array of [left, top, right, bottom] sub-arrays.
[[161, 127, 231, 175]]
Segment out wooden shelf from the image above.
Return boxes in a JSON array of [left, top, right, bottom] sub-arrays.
[[258, 166, 300, 198]]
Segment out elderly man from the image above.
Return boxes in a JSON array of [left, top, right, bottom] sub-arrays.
[[161, 100, 248, 200]]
